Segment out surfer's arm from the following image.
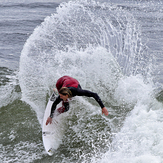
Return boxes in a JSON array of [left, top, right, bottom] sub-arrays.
[[50, 96, 62, 118], [75, 89, 105, 108], [70, 87, 108, 115], [80, 90, 108, 116], [46, 96, 61, 125]]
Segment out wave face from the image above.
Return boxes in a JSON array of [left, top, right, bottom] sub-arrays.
[[19, 0, 145, 119], [17, 0, 163, 162]]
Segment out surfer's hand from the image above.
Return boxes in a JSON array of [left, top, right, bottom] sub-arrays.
[[46, 117, 52, 125], [102, 107, 108, 116]]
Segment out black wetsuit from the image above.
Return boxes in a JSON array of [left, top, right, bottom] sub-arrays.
[[50, 85, 104, 118]]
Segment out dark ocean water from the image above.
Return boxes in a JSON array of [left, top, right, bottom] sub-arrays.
[[0, 0, 163, 163]]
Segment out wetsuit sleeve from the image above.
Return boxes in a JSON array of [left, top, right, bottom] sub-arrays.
[[50, 95, 62, 118], [70, 87, 105, 108]]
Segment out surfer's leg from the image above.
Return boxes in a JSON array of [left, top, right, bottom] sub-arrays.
[[57, 100, 69, 114], [63, 101, 69, 112], [57, 106, 65, 114]]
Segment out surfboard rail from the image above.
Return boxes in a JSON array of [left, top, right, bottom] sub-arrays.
[[42, 92, 62, 156]]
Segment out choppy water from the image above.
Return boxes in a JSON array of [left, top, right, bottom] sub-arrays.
[[0, 0, 163, 163]]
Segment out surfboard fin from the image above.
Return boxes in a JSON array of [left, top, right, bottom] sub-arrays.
[[48, 148, 55, 156]]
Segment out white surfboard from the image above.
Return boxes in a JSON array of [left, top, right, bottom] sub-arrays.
[[42, 92, 64, 156]]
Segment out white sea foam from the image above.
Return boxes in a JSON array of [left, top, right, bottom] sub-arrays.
[[17, 0, 163, 162], [19, 44, 122, 124], [92, 75, 163, 163], [0, 141, 43, 163]]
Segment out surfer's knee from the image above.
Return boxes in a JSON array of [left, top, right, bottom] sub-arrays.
[[63, 102, 69, 112]]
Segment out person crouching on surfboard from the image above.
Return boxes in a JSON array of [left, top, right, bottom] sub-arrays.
[[46, 76, 108, 125]]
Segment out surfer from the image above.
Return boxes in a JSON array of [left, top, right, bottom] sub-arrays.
[[46, 76, 108, 125]]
